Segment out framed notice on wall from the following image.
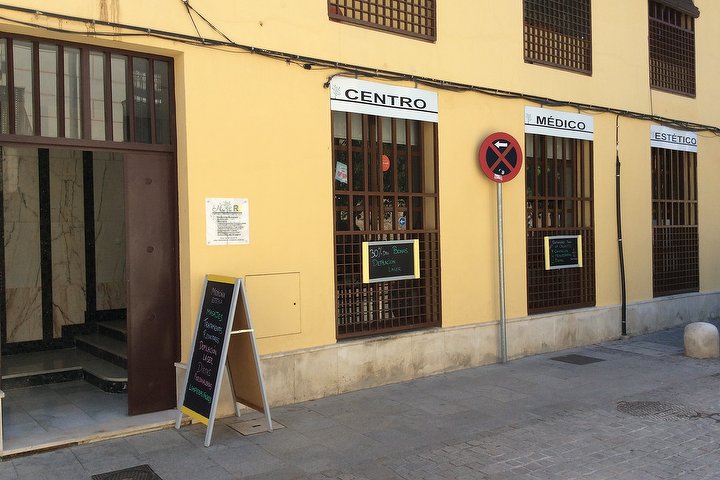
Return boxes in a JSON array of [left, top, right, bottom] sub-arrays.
[[206, 198, 249, 245], [362, 239, 420, 283], [544, 235, 583, 270]]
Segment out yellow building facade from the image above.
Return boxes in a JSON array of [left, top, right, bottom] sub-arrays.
[[0, 0, 719, 419]]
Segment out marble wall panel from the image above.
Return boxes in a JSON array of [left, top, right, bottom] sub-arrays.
[[5, 287, 43, 343], [49, 149, 84, 224], [294, 347, 339, 401], [337, 341, 378, 393], [93, 152, 125, 311], [443, 325, 482, 371], [3, 148, 42, 343], [2, 148, 40, 222], [52, 284, 86, 337], [4, 222, 41, 289], [96, 282, 126, 311], [50, 223, 87, 336], [49, 150, 86, 336], [50, 222, 85, 287]]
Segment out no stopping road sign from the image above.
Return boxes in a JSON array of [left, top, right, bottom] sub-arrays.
[[478, 132, 523, 183]]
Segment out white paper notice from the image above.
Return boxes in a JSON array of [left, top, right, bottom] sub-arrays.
[[335, 162, 348, 184], [206, 198, 249, 245]]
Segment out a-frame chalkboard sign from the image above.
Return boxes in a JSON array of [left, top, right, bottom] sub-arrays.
[[175, 275, 272, 446]]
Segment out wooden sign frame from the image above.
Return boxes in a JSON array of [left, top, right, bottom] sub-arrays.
[[226, 279, 272, 424], [176, 275, 271, 446], [362, 239, 420, 283], [544, 235, 583, 270]]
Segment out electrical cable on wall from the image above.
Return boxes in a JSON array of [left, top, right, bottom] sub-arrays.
[[1, 2, 718, 136], [615, 115, 628, 337], [182, 0, 205, 44]]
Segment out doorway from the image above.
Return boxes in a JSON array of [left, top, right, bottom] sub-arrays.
[[0, 146, 178, 415]]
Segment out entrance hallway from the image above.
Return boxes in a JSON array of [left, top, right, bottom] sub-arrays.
[[1, 348, 177, 456], [1, 146, 180, 416]]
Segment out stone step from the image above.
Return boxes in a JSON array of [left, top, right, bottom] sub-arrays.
[[97, 319, 128, 342], [1, 348, 127, 393], [74, 333, 128, 369]]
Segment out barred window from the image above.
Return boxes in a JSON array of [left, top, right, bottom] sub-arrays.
[[525, 134, 595, 314], [328, 0, 436, 41], [649, 1, 697, 96], [523, 0, 592, 74], [332, 112, 441, 339], [652, 148, 698, 296]]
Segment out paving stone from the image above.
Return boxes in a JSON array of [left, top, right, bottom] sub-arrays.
[[5, 324, 720, 479]]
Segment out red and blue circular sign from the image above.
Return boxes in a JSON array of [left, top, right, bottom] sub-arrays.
[[478, 132, 523, 183]]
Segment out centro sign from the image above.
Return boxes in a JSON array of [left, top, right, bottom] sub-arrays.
[[330, 77, 438, 123], [650, 125, 697, 152], [524, 106, 594, 141]]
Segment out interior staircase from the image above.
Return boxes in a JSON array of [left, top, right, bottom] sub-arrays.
[[73, 320, 128, 392], [1, 320, 128, 393]]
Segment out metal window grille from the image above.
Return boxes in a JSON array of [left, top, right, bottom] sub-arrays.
[[649, 1, 695, 96], [332, 112, 441, 339], [328, 0, 436, 41], [651, 148, 698, 297], [523, 0, 592, 74], [525, 134, 595, 314]]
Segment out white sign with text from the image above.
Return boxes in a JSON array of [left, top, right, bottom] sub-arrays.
[[206, 198, 250, 245], [330, 77, 438, 123], [525, 106, 594, 141], [650, 125, 697, 152]]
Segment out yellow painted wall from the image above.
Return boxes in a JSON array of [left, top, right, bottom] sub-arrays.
[[0, 0, 718, 358], [698, 136, 720, 292], [617, 119, 654, 303]]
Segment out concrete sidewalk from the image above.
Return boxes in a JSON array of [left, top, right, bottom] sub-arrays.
[[1, 323, 719, 479]]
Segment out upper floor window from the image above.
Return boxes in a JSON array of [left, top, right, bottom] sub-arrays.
[[648, 1, 698, 97], [523, 0, 592, 74], [328, 0, 436, 41]]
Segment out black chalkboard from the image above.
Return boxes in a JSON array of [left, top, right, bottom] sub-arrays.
[[362, 240, 420, 283], [180, 276, 238, 424], [545, 235, 583, 270]]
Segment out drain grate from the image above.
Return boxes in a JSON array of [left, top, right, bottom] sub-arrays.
[[616, 401, 699, 421], [92, 464, 163, 480], [550, 354, 605, 365]]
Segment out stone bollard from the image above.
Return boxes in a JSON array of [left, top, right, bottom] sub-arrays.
[[684, 322, 720, 359]]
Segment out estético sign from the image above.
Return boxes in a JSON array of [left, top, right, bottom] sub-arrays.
[[524, 106, 594, 141], [650, 125, 697, 152], [330, 77, 438, 123]]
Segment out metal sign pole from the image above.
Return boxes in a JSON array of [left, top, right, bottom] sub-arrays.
[[479, 131, 520, 364], [497, 182, 508, 363]]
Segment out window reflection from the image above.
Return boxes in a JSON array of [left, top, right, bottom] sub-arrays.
[[0, 39, 8, 134], [90, 52, 106, 141], [154, 60, 171, 144], [111, 54, 128, 142], [64, 47, 82, 139], [13, 40, 34, 135], [133, 57, 151, 143], [39, 44, 58, 137]]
